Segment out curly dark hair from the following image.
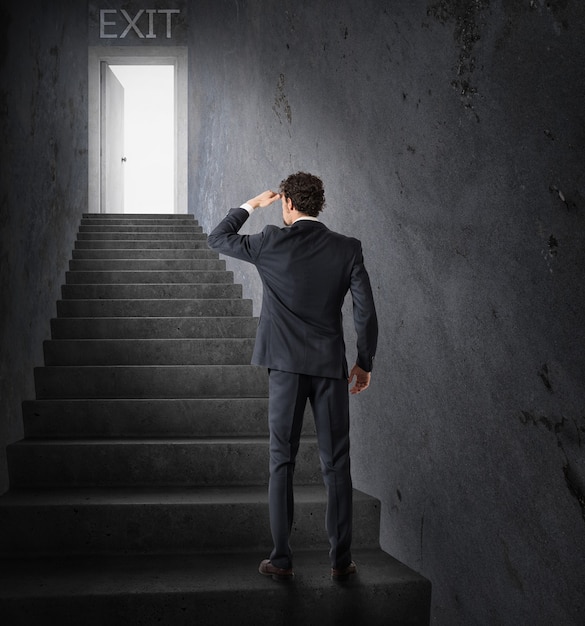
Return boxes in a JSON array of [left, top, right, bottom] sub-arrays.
[[279, 172, 325, 217]]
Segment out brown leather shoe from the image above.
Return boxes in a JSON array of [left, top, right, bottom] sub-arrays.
[[331, 560, 357, 580], [258, 559, 294, 581]]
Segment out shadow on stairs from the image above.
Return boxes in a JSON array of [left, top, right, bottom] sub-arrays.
[[0, 213, 430, 625]]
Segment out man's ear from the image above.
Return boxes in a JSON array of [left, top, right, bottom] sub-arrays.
[[285, 197, 293, 211]]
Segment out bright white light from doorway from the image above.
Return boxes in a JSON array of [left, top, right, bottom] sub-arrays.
[[110, 65, 174, 214]]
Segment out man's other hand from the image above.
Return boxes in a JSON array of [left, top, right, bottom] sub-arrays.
[[348, 364, 371, 395]]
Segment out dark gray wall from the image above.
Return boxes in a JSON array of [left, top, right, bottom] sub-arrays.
[[1, 1, 583, 624], [0, 0, 88, 493], [190, 1, 584, 624]]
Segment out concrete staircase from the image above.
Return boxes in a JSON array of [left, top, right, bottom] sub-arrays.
[[0, 214, 431, 625]]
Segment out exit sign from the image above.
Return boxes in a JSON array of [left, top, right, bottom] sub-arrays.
[[100, 9, 181, 39]]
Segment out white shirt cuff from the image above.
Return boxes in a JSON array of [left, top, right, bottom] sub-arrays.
[[240, 203, 254, 214]]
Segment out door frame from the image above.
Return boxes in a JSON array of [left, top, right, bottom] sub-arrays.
[[88, 46, 188, 214]]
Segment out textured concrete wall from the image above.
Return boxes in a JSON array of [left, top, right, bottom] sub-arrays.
[[0, 0, 88, 494], [1, 0, 583, 623], [190, 1, 585, 624]]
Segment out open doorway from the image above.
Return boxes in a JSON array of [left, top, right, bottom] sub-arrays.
[[88, 47, 188, 214], [109, 65, 174, 213]]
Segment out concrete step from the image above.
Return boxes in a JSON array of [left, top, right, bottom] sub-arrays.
[[82, 213, 196, 220], [0, 487, 379, 556], [79, 225, 203, 233], [75, 239, 209, 249], [71, 248, 218, 259], [77, 232, 208, 241], [61, 282, 243, 299], [81, 218, 198, 227], [43, 338, 256, 365], [7, 437, 319, 487], [50, 317, 258, 339], [69, 259, 225, 271], [65, 270, 234, 284], [0, 550, 432, 626], [34, 365, 268, 398], [21, 398, 273, 438], [77, 222, 203, 234], [56, 298, 253, 317], [74, 239, 209, 250], [21, 399, 315, 439]]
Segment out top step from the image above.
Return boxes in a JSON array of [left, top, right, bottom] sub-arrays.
[[82, 214, 196, 220]]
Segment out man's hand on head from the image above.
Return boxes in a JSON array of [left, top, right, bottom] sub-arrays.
[[348, 364, 371, 395], [246, 190, 281, 209]]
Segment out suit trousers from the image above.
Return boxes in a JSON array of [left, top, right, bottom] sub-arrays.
[[267, 369, 353, 570]]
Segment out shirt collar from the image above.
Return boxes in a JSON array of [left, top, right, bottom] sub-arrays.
[[292, 216, 320, 224]]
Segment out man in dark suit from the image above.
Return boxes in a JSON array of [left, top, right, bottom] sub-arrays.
[[207, 172, 378, 581]]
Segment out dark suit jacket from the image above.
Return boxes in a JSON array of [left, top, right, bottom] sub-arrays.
[[208, 208, 378, 379]]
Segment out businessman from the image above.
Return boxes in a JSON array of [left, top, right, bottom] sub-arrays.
[[207, 172, 378, 581]]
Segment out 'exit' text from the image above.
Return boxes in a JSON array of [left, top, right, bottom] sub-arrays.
[[100, 9, 180, 39]]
